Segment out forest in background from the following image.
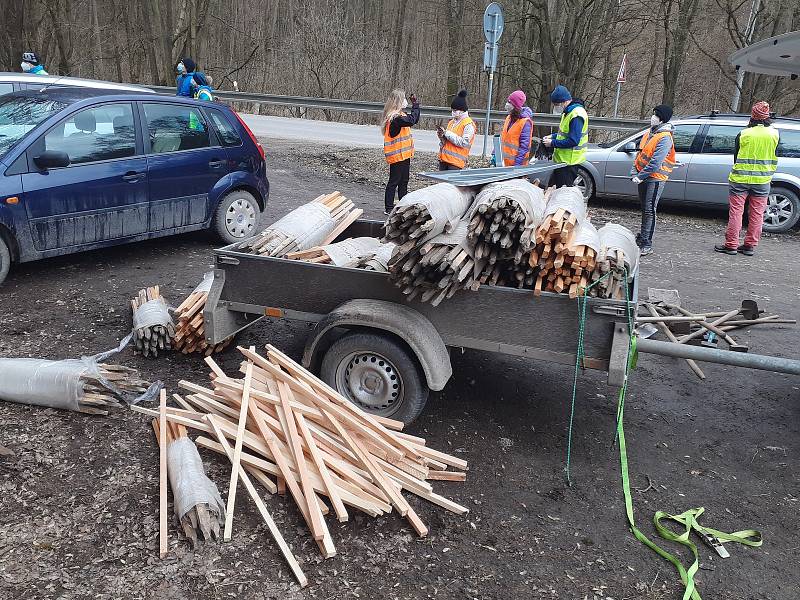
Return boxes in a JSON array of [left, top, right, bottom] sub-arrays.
[[1, 0, 798, 121]]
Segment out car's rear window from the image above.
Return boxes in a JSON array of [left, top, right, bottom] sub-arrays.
[[207, 108, 242, 147], [0, 95, 67, 158], [777, 129, 800, 158]]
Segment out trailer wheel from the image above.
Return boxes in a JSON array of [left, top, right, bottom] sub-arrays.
[[320, 331, 429, 424], [0, 237, 10, 286]]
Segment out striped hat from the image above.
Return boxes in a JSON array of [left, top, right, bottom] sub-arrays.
[[751, 101, 770, 120]]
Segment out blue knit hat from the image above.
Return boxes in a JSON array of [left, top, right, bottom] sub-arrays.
[[550, 85, 572, 103]]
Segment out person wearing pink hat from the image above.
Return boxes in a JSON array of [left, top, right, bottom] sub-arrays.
[[714, 101, 780, 256], [495, 90, 533, 167]]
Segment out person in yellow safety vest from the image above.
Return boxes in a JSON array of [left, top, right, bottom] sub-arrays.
[[382, 89, 420, 214], [542, 85, 589, 188], [437, 90, 476, 170], [630, 104, 676, 256], [497, 90, 534, 166], [715, 101, 780, 257]]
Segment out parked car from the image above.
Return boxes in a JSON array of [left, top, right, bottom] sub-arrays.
[[0, 87, 268, 285], [570, 113, 800, 233], [0, 72, 156, 96]]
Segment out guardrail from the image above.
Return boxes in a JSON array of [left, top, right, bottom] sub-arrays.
[[146, 85, 648, 132]]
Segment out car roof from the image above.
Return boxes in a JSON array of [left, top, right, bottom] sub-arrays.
[[0, 72, 155, 93], [2, 87, 141, 105], [676, 112, 800, 129]]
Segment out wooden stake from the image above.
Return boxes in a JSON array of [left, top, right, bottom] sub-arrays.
[[223, 357, 254, 541]]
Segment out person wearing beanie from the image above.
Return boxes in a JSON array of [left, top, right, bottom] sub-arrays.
[[630, 104, 676, 256], [193, 73, 214, 101], [715, 101, 779, 256], [381, 89, 420, 213], [176, 58, 197, 97], [437, 90, 476, 170], [21, 52, 48, 75], [495, 90, 534, 167], [542, 85, 589, 188]]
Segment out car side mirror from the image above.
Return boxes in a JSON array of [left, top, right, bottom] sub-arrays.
[[34, 150, 71, 170], [620, 141, 637, 153]]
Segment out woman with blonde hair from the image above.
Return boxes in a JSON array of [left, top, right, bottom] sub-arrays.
[[382, 89, 420, 214]]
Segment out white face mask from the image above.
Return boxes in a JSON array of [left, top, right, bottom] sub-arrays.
[[401, 99, 409, 109], [177, 62, 186, 74], [650, 114, 661, 127], [452, 110, 464, 119], [21, 62, 33, 72], [552, 103, 564, 115], [504, 102, 514, 113]]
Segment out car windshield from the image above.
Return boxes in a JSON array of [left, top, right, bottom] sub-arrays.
[[0, 95, 67, 159]]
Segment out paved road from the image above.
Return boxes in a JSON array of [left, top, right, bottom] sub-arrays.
[[240, 113, 491, 155]]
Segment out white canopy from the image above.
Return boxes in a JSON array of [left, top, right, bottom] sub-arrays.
[[729, 30, 800, 77]]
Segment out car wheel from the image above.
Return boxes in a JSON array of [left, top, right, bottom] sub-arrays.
[[574, 167, 595, 201], [320, 331, 429, 424], [213, 190, 261, 243], [762, 187, 800, 233], [0, 237, 10, 286]]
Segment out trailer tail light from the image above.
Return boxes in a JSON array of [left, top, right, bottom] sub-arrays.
[[234, 111, 265, 161], [265, 307, 284, 317]]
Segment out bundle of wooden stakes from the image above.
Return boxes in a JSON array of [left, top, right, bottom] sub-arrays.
[[134, 345, 468, 586], [79, 363, 152, 415], [152, 418, 223, 546], [467, 187, 548, 289], [383, 203, 438, 245], [388, 228, 478, 306], [529, 207, 590, 297], [173, 281, 233, 355], [587, 248, 627, 299], [131, 286, 174, 357], [240, 192, 363, 257]]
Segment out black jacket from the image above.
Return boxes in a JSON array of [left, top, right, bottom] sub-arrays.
[[388, 102, 420, 138]]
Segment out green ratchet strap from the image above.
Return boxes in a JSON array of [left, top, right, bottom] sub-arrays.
[[570, 267, 763, 600]]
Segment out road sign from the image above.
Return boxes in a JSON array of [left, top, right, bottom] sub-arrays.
[[483, 3, 504, 45], [617, 53, 628, 83], [483, 42, 498, 71]]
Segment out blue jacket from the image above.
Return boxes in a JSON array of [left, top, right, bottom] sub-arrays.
[[514, 106, 533, 166], [176, 72, 195, 97], [195, 86, 214, 101], [551, 100, 586, 149]]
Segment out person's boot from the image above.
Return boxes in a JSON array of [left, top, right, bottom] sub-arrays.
[[737, 244, 755, 256], [640, 246, 653, 256], [714, 244, 737, 255]]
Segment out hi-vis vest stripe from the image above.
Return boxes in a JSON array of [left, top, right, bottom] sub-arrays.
[[500, 114, 533, 166], [729, 125, 779, 185], [384, 119, 415, 164], [438, 116, 475, 168], [634, 130, 676, 181], [552, 106, 589, 166]]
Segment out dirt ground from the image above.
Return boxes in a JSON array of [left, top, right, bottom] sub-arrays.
[[1, 138, 798, 600]]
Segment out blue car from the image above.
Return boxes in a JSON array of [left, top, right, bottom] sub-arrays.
[[0, 87, 269, 284]]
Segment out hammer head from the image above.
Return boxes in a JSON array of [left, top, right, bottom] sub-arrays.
[[740, 299, 760, 320]]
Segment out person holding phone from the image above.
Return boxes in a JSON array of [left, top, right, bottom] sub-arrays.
[[382, 89, 420, 214]]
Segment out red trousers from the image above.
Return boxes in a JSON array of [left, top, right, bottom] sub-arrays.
[[725, 187, 768, 248]]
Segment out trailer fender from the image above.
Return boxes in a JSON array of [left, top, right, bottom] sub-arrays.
[[302, 299, 452, 391]]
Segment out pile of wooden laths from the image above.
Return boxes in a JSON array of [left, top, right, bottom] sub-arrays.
[[0, 357, 152, 415], [238, 192, 363, 257], [133, 345, 468, 586], [584, 224, 639, 299], [131, 286, 174, 357], [173, 273, 234, 355], [286, 237, 397, 273], [384, 183, 477, 305], [466, 179, 547, 288]]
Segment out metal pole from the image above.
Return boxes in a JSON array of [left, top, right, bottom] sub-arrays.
[[636, 337, 800, 376], [731, 0, 762, 112], [483, 69, 494, 158], [613, 82, 621, 118]]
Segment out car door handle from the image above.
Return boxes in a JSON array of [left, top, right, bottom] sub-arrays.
[[122, 171, 144, 182], [208, 159, 226, 169]]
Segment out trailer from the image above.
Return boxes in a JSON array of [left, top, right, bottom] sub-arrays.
[[205, 219, 636, 424]]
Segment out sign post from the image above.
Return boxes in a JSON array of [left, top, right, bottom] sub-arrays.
[[613, 52, 627, 118], [482, 2, 504, 158]]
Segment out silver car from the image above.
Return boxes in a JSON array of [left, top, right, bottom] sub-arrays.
[[574, 113, 800, 233], [0, 73, 155, 96]]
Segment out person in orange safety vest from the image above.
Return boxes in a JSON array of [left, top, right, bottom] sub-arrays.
[[437, 90, 476, 170], [497, 90, 534, 167], [382, 89, 420, 214]]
